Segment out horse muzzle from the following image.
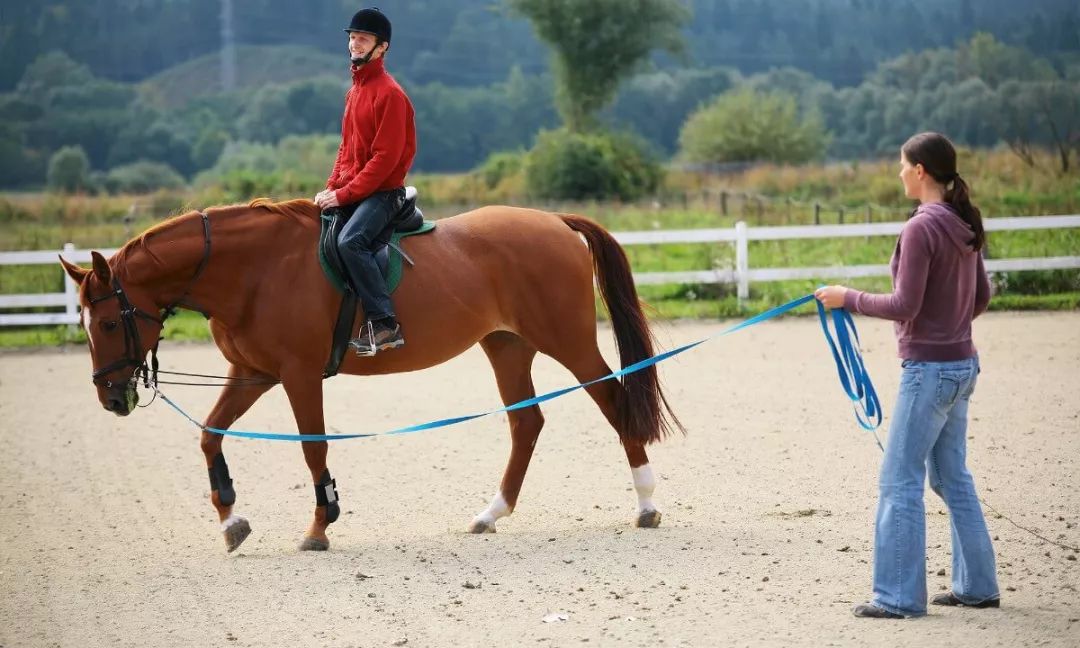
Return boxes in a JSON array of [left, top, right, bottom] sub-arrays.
[[102, 383, 138, 416]]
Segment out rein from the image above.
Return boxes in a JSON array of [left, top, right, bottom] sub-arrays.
[[149, 370, 279, 387]]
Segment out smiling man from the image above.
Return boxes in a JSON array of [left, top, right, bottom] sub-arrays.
[[314, 7, 417, 357]]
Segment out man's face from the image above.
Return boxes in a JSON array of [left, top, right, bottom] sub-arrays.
[[349, 31, 381, 60]]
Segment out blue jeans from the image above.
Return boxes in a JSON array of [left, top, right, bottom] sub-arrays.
[[872, 356, 999, 617], [336, 188, 405, 322]]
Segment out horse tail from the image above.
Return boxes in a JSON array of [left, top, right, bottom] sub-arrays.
[[559, 214, 683, 445]]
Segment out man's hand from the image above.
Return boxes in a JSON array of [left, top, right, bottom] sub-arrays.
[[314, 189, 340, 210]]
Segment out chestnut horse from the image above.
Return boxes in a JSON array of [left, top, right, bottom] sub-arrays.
[[59, 199, 680, 552]]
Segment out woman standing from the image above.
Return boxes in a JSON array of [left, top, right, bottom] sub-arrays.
[[815, 132, 1000, 618]]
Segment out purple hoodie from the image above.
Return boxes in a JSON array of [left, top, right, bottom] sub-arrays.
[[843, 202, 992, 361]]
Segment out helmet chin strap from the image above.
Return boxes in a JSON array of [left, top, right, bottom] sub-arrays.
[[350, 40, 382, 67]]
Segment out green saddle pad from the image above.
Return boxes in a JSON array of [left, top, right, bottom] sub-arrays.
[[319, 219, 436, 294]]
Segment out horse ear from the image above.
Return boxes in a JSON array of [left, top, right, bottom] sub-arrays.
[[59, 255, 90, 285], [90, 251, 111, 284]]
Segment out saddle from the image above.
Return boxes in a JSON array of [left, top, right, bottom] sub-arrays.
[[318, 186, 435, 377]]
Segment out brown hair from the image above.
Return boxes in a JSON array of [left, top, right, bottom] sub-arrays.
[[901, 132, 985, 251]]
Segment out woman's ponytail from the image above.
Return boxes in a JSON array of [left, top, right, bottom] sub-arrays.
[[946, 174, 985, 251]]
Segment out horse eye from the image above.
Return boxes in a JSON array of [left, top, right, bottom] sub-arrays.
[[101, 321, 119, 332]]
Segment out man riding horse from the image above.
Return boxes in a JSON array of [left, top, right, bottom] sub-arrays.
[[314, 7, 415, 357]]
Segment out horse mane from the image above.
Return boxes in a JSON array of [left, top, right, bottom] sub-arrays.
[[246, 197, 320, 223], [111, 198, 320, 271]]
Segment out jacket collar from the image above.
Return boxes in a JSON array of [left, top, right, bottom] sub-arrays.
[[351, 57, 385, 84]]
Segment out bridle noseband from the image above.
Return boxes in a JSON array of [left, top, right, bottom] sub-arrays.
[[89, 278, 165, 389], [88, 211, 212, 390]]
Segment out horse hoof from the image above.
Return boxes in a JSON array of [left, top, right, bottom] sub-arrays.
[[468, 518, 496, 534], [299, 536, 330, 551], [223, 517, 252, 553], [635, 509, 662, 529]]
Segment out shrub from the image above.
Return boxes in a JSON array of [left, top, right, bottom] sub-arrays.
[[105, 160, 186, 194], [679, 88, 829, 165], [46, 146, 91, 193], [475, 150, 526, 189], [525, 128, 662, 201]]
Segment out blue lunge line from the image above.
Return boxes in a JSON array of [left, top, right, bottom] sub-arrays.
[[815, 304, 884, 449], [156, 293, 882, 443]]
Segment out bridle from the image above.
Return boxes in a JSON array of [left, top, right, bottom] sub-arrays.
[[87, 212, 212, 390]]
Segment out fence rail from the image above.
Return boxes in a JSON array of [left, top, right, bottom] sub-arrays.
[[3, 216, 1079, 326]]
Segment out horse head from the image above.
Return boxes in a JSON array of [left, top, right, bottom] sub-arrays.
[[59, 251, 165, 416]]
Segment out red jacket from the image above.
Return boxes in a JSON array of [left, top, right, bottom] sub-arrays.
[[327, 58, 416, 206]]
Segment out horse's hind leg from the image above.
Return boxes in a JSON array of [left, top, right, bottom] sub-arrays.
[[200, 365, 275, 552], [469, 331, 543, 533], [542, 341, 662, 529]]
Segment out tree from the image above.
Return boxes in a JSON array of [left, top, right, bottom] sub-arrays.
[[609, 67, 735, 154], [192, 130, 230, 169], [679, 88, 829, 164], [0, 122, 45, 187], [959, 33, 1056, 89], [47, 146, 91, 193], [108, 117, 194, 177], [14, 52, 94, 104], [236, 77, 344, 144], [995, 80, 1080, 173], [509, 0, 689, 132]]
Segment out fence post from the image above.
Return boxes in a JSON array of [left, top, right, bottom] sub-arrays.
[[720, 191, 728, 216], [63, 242, 78, 326], [735, 220, 749, 303], [814, 202, 821, 225], [838, 206, 845, 224]]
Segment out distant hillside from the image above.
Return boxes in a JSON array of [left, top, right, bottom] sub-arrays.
[[4, 0, 1076, 91], [138, 45, 346, 108]]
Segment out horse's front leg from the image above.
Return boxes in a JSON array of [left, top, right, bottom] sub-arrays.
[[200, 366, 275, 553], [281, 373, 338, 551]]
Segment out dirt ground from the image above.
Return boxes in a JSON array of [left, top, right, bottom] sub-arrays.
[[1, 311, 1078, 647]]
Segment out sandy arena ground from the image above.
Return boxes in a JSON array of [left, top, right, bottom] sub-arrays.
[[1, 312, 1078, 647]]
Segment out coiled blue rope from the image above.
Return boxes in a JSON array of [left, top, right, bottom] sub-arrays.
[[815, 302, 884, 449], [156, 293, 882, 443]]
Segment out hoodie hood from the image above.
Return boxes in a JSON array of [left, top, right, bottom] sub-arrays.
[[915, 202, 976, 253]]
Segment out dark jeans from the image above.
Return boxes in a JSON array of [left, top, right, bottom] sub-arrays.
[[334, 188, 405, 322]]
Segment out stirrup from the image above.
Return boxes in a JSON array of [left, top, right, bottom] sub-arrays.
[[350, 321, 404, 357], [349, 323, 378, 358]]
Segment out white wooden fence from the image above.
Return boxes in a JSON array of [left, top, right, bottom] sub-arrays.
[[613, 214, 1080, 299], [2, 215, 1079, 326]]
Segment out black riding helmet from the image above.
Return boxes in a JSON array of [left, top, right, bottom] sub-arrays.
[[345, 7, 392, 43]]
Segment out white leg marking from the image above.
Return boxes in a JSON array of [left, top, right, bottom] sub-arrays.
[[632, 464, 657, 513], [221, 514, 245, 532], [474, 491, 511, 527]]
